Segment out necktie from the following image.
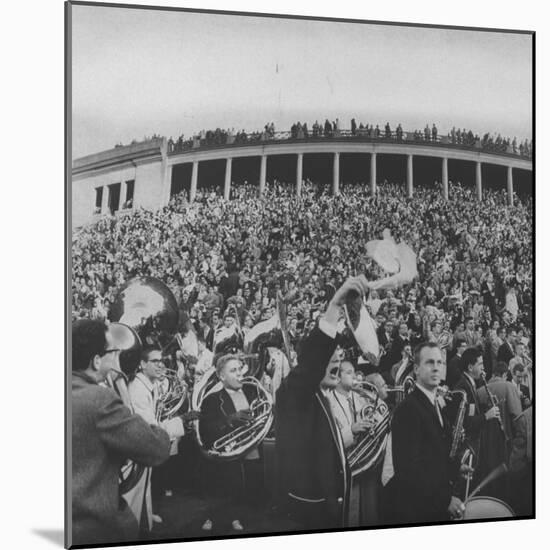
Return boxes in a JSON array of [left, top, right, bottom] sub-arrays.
[[347, 395, 356, 422], [434, 399, 444, 427]]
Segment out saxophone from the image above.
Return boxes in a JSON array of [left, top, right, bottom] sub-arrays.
[[437, 387, 468, 459], [449, 389, 467, 459]]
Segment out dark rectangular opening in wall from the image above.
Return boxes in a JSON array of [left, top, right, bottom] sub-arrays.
[[125, 180, 135, 207], [95, 187, 103, 210], [108, 182, 121, 214]]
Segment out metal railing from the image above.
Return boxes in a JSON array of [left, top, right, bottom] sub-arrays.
[[167, 128, 531, 160]]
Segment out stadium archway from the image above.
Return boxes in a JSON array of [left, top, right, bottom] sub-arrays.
[[231, 156, 262, 187], [413, 156, 444, 190], [266, 154, 297, 188], [170, 163, 192, 199], [197, 159, 226, 194], [303, 153, 334, 188], [377, 154, 408, 189], [339, 153, 371, 188]]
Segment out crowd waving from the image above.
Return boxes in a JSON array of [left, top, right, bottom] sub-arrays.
[[72, 176, 533, 541], [73, 179, 532, 375]]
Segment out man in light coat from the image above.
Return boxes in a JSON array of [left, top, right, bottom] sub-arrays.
[[71, 319, 171, 547]]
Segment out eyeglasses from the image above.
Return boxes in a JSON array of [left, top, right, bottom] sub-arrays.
[[147, 358, 164, 365], [102, 348, 120, 356]]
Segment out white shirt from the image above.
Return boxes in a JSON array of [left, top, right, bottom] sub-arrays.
[[415, 383, 444, 426], [128, 373, 185, 442]]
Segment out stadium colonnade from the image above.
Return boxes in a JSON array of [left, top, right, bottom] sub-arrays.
[[71, 131, 533, 228]]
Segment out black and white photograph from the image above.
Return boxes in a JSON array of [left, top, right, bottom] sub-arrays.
[[67, 1, 534, 548]]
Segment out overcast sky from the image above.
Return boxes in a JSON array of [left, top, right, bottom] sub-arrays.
[[71, 4, 533, 159]]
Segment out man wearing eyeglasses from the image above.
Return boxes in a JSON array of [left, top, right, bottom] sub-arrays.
[[71, 319, 171, 547], [127, 346, 186, 535]]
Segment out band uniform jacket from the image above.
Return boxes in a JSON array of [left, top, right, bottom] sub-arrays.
[[199, 384, 261, 497], [275, 327, 351, 529], [388, 387, 457, 524], [71, 372, 170, 547]]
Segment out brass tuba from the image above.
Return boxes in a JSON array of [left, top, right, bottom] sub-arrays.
[[108, 277, 188, 491], [348, 381, 391, 477], [109, 276, 188, 422], [191, 367, 273, 461]]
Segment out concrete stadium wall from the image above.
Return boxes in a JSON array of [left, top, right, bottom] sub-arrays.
[[72, 159, 165, 228]]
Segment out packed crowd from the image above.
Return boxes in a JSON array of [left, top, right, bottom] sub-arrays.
[[164, 119, 532, 159], [72, 178, 532, 378]]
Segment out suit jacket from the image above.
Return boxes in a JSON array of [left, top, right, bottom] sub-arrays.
[[497, 341, 515, 365], [199, 384, 261, 498], [275, 327, 351, 529], [199, 384, 259, 450], [388, 387, 457, 524], [477, 377, 522, 443], [71, 372, 170, 547], [453, 373, 486, 445]]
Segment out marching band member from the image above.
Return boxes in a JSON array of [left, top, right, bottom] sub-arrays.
[[454, 347, 501, 481], [327, 360, 370, 526], [199, 354, 264, 533], [127, 346, 186, 534], [71, 319, 171, 547], [386, 342, 464, 524], [275, 276, 369, 530]]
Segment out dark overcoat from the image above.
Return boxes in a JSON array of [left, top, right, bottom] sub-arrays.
[[275, 327, 350, 530]]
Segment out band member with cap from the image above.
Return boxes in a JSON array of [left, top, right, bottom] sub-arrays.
[[275, 276, 370, 530], [199, 354, 264, 533], [71, 319, 171, 547], [386, 342, 464, 524], [127, 345, 186, 534]]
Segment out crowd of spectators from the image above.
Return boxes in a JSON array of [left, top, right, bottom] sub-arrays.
[[72, 177, 533, 385], [163, 119, 532, 159]]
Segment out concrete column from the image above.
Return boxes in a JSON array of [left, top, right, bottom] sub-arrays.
[[370, 152, 377, 195], [296, 153, 303, 197], [190, 161, 198, 202], [476, 161, 482, 201], [224, 158, 232, 200], [333, 152, 340, 195], [507, 166, 514, 206], [120, 180, 127, 208], [406, 154, 413, 198], [442, 157, 449, 201], [259, 155, 267, 196], [101, 184, 109, 214], [162, 163, 173, 205]]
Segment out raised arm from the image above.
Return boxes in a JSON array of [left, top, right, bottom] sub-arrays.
[[96, 390, 170, 467], [279, 276, 370, 401]]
